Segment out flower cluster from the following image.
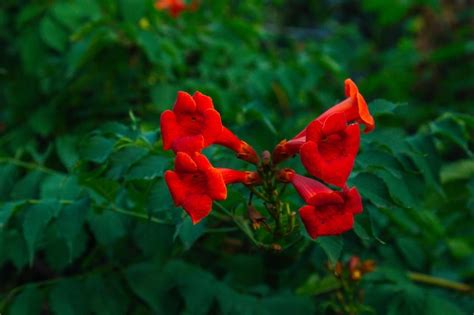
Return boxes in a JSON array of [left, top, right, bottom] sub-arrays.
[[161, 92, 259, 224], [161, 79, 374, 240], [274, 79, 374, 239]]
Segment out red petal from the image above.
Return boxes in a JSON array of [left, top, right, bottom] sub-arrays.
[[299, 203, 355, 239], [299, 205, 320, 239], [291, 174, 338, 204], [182, 194, 213, 224], [215, 127, 241, 151], [193, 153, 213, 171], [321, 112, 347, 136], [174, 152, 197, 173], [173, 91, 196, 115], [344, 78, 359, 98], [164, 170, 185, 205], [300, 123, 360, 188], [193, 91, 214, 111], [357, 93, 375, 133], [343, 187, 363, 214], [160, 110, 179, 150], [215, 127, 258, 164], [171, 135, 205, 153], [204, 168, 227, 200], [272, 137, 305, 164], [201, 109, 223, 145]]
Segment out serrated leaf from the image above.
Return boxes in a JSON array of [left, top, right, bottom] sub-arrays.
[[79, 136, 114, 163], [374, 169, 415, 208], [106, 146, 148, 179], [351, 173, 392, 208], [56, 198, 89, 257], [56, 135, 79, 171], [11, 171, 44, 199], [22, 202, 57, 263], [125, 155, 168, 180], [0, 201, 22, 228], [88, 210, 126, 245]]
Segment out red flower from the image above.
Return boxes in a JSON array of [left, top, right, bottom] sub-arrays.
[[165, 152, 227, 224], [215, 127, 259, 165], [160, 91, 223, 154], [300, 112, 360, 187], [297, 79, 374, 138], [155, 0, 187, 17], [274, 113, 359, 187], [279, 169, 362, 239]]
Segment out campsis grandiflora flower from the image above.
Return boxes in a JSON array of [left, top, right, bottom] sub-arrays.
[[154, 0, 198, 18], [161, 79, 374, 242]]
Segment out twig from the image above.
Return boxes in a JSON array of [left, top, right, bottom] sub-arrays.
[[408, 272, 473, 294], [0, 157, 60, 175]]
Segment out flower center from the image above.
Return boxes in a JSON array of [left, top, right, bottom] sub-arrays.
[[178, 113, 205, 135]]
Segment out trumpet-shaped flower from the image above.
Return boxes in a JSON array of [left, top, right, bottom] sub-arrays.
[[165, 152, 226, 224], [278, 169, 362, 239], [160, 91, 223, 154]]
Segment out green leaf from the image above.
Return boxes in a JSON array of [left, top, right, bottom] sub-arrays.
[[447, 238, 472, 258], [175, 217, 206, 250], [147, 180, 174, 213], [82, 274, 130, 315], [106, 146, 148, 180], [440, 159, 474, 183], [369, 99, 404, 116], [0, 164, 18, 200], [425, 294, 464, 315], [396, 237, 426, 270], [125, 155, 168, 180], [8, 285, 43, 315], [261, 294, 316, 314], [79, 136, 114, 163], [125, 263, 167, 313], [0, 201, 22, 228], [40, 15, 68, 52], [374, 169, 415, 208], [22, 202, 57, 263], [50, 280, 88, 315], [88, 210, 126, 245], [352, 173, 392, 208], [431, 115, 472, 156], [316, 236, 343, 264], [56, 135, 79, 171], [296, 274, 340, 296], [11, 171, 44, 199], [56, 198, 90, 257], [119, 0, 146, 23]]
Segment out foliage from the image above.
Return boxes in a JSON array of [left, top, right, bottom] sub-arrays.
[[0, 0, 473, 314]]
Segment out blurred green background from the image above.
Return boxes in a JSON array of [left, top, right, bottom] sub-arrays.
[[0, 0, 473, 314]]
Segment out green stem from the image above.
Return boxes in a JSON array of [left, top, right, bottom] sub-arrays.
[[408, 272, 473, 294], [24, 199, 172, 225], [214, 202, 273, 250], [0, 157, 60, 175]]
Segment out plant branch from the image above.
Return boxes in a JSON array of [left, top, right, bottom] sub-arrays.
[[0, 157, 60, 175], [408, 272, 473, 294]]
